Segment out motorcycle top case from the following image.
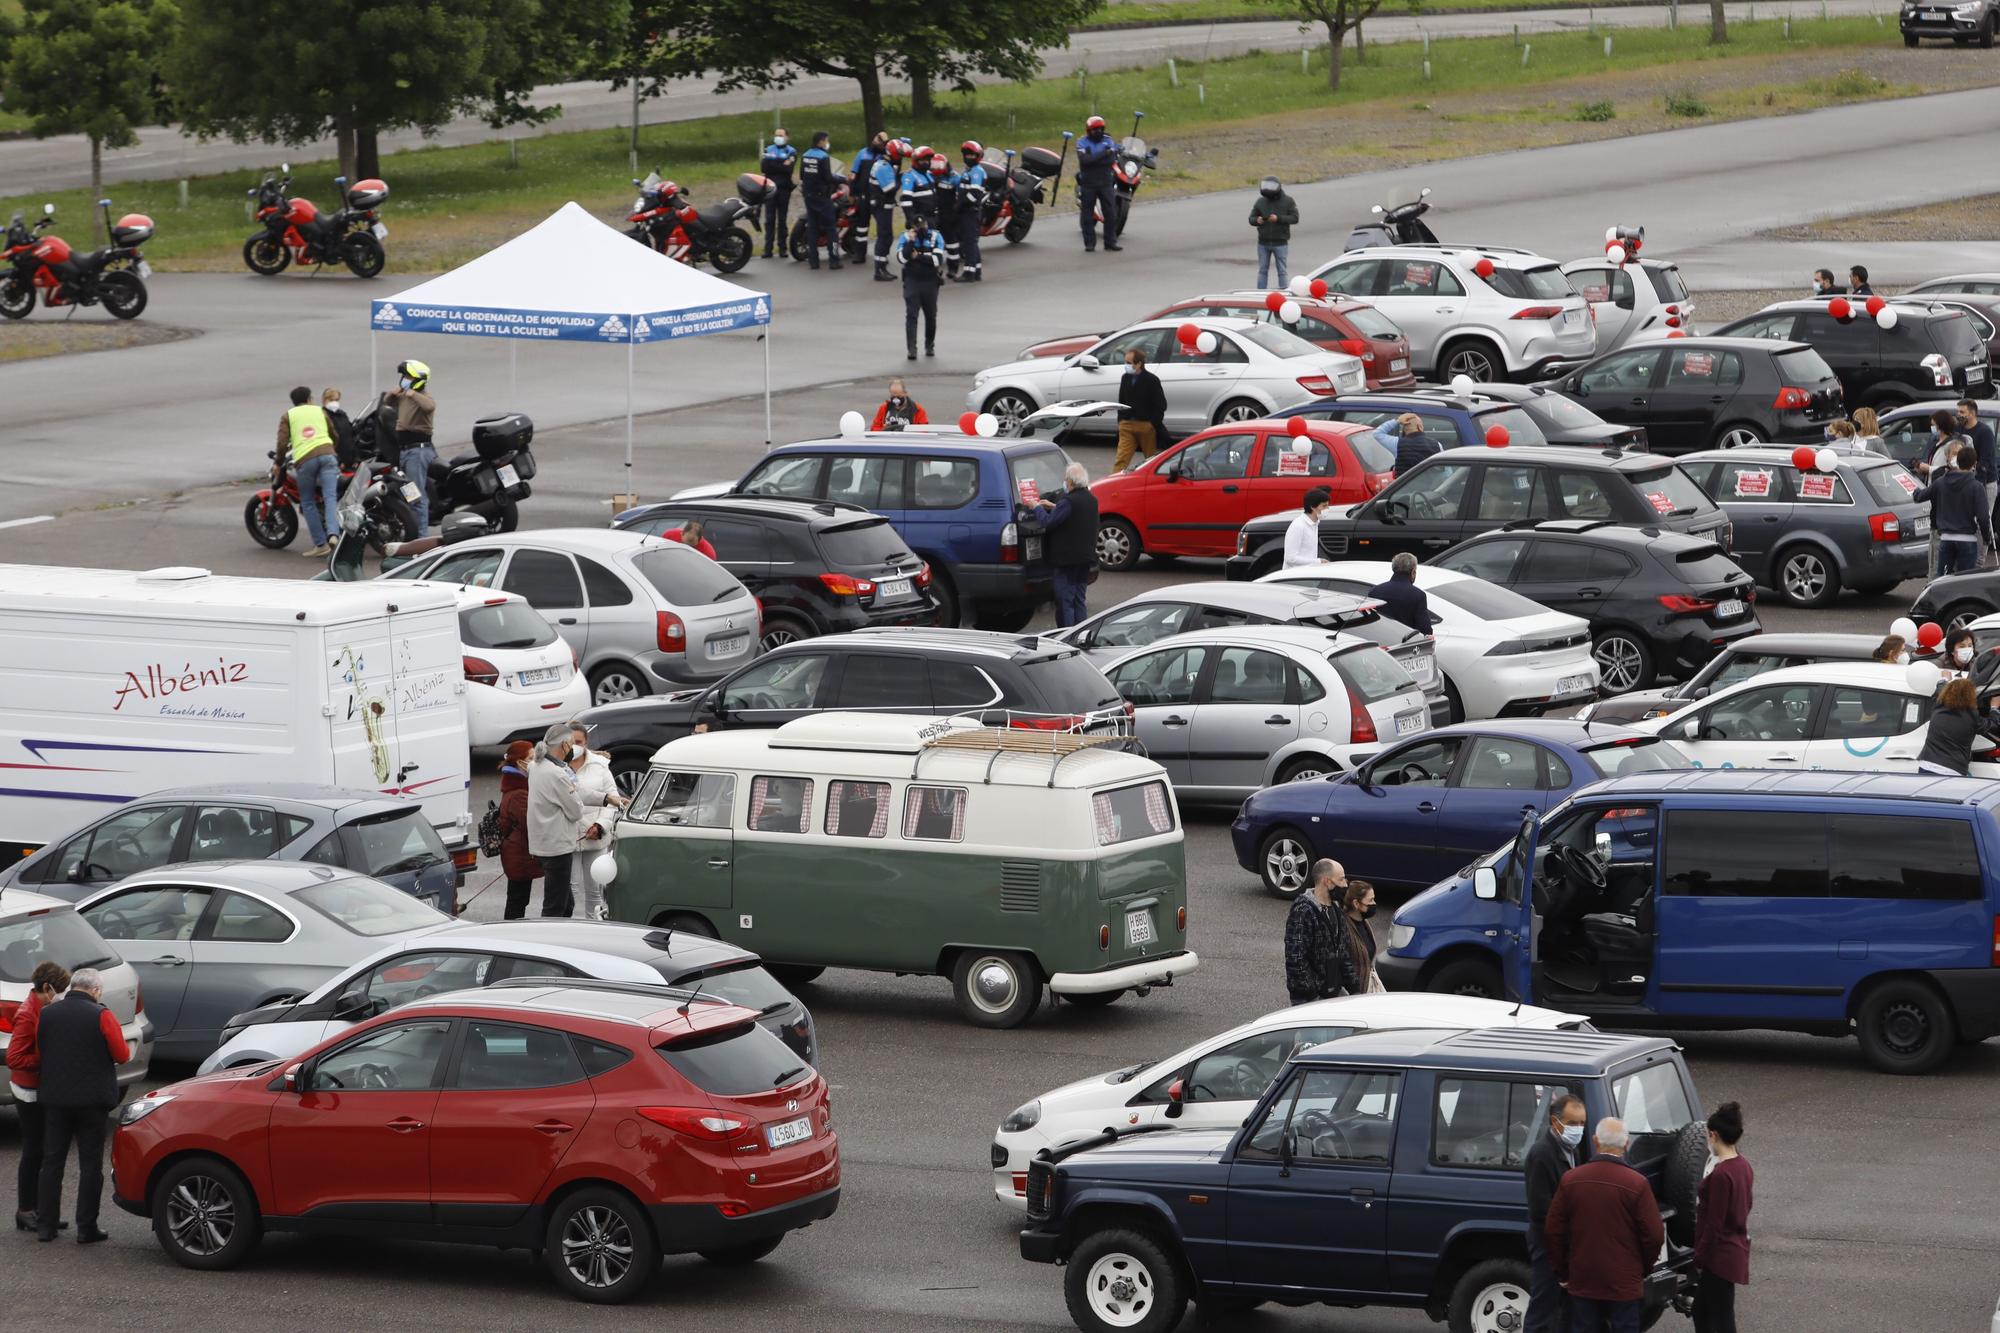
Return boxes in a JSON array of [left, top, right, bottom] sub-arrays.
[[1018, 147, 1064, 178], [112, 214, 155, 246], [471, 412, 534, 462], [736, 172, 779, 206], [347, 178, 390, 210]]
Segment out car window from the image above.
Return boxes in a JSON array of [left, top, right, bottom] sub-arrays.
[[577, 556, 634, 606], [1580, 738, 1692, 777], [1387, 462, 1473, 519], [456, 1020, 587, 1090], [912, 457, 979, 509], [343, 950, 498, 1019], [1288, 661, 1328, 704], [1332, 645, 1415, 703], [1177, 1026, 1355, 1104], [1791, 470, 1852, 505], [748, 776, 813, 834], [1234, 324, 1323, 360], [459, 598, 559, 650], [1612, 1063, 1694, 1139], [573, 1037, 635, 1078], [1662, 348, 1744, 390], [1799, 309, 1879, 351], [675, 518, 763, 561], [1241, 1067, 1401, 1165], [656, 1022, 808, 1097], [1374, 737, 1461, 786], [1092, 328, 1170, 363], [1724, 312, 1797, 341], [308, 1019, 451, 1092], [279, 810, 315, 850], [1207, 647, 1291, 705], [930, 660, 1000, 708], [1693, 682, 1816, 741], [636, 772, 736, 829], [740, 455, 824, 498], [1175, 433, 1257, 480], [1577, 347, 1663, 396], [1320, 259, 1382, 297], [340, 810, 449, 879], [42, 804, 185, 886], [722, 654, 829, 712], [1089, 601, 1193, 650], [1478, 408, 1549, 448], [1436, 538, 1526, 584], [1458, 737, 1546, 791], [1714, 460, 1785, 503], [207, 890, 294, 944], [1662, 809, 1830, 897], [1159, 330, 1250, 366], [1818, 686, 1924, 740], [418, 548, 504, 588], [903, 785, 968, 841], [1649, 265, 1691, 304], [1474, 465, 1550, 522], [831, 653, 930, 709], [1520, 541, 1594, 583], [302, 833, 346, 867], [1258, 436, 1341, 479], [295, 876, 450, 936], [0, 909, 118, 981], [632, 546, 742, 605], [817, 519, 910, 566], [825, 455, 903, 509], [1485, 265, 1576, 302], [1773, 347, 1839, 386], [83, 885, 213, 942], [825, 779, 891, 838], [1433, 1078, 1579, 1169], [1830, 814, 1982, 900], [1091, 781, 1177, 846], [185, 805, 278, 862], [1630, 466, 1715, 517], [1706, 651, 1803, 689], [1569, 266, 1633, 307], [1548, 470, 1615, 520], [1010, 449, 1071, 509], [1385, 259, 1462, 298], [1109, 644, 1211, 707], [1860, 464, 1921, 507], [501, 549, 583, 609]]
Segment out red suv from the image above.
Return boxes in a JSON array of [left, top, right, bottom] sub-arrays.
[[111, 979, 838, 1304], [1091, 417, 1393, 570]]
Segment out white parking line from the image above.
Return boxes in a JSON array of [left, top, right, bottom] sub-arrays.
[[0, 515, 54, 530]]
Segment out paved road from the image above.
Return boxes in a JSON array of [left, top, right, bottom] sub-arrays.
[[0, 0, 1898, 195]]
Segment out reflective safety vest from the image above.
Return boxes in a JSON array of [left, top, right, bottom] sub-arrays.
[[287, 403, 333, 464]]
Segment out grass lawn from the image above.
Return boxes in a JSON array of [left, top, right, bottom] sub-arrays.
[[1084, 0, 1622, 24], [0, 14, 1897, 273]]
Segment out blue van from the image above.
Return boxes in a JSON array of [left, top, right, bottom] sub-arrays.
[[697, 433, 1071, 631], [1378, 769, 2000, 1074]]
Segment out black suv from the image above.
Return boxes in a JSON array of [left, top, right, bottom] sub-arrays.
[[1432, 519, 1759, 691], [1901, 0, 1997, 47], [1713, 300, 1992, 410], [576, 628, 1131, 792], [1225, 445, 1730, 580], [612, 496, 941, 650], [1544, 336, 1844, 453], [1577, 630, 1882, 722]]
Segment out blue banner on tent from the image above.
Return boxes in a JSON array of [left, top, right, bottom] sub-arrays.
[[369, 295, 771, 343]]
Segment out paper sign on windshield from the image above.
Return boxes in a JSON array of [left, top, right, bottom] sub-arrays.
[[1644, 490, 1676, 515], [1732, 469, 1774, 498], [1276, 450, 1310, 475], [1018, 478, 1040, 505], [1893, 471, 1919, 495], [1797, 473, 1837, 500]]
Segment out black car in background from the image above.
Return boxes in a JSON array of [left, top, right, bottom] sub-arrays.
[[576, 629, 1131, 793], [1911, 565, 2000, 636], [613, 496, 941, 651], [1431, 519, 1760, 691], [1446, 381, 1650, 449], [1225, 444, 1730, 579], [1713, 300, 1992, 409], [1545, 336, 1844, 452]]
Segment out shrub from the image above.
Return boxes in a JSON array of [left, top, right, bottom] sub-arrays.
[[1573, 99, 1616, 121], [1663, 86, 1711, 117]]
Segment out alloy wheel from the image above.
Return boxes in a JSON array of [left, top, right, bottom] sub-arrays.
[[165, 1174, 237, 1258], [1781, 551, 1829, 605], [1593, 636, 1646, 693], [1445, 345, 1498, 381], [985, 393, 1035, 434], [1718, 427, 1763, 449], [1263, 835, 1309, 894], [592, 671, 643, 706], [1218, 401, 1263, 423], [1095, 524, 1134, 569], [561, 1204, 635, 1290]]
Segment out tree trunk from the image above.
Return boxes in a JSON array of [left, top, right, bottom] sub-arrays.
[[856, 62, 885, 139], [90, 137, 105, 243], [356, 126, 382, 180], [1354, 18, 1365, 60], [334, 119, 357, 183], [1708, 0, 1727, 42], [1325, 25, 1346, 90], [911, 62, 933, 120]]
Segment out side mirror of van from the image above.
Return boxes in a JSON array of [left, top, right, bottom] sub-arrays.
[[1472, 866, 1498, 900]]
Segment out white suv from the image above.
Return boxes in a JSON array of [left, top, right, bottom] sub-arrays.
[[1310, 243, 1595, 383]]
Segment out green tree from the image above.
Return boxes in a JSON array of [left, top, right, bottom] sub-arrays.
[[1710, 0, 1728, 43], [1258, 0, 1386, 90], [3, 0, 180, 231]]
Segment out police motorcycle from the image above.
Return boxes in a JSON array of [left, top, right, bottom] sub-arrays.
[[1103, 112, 1159, 236], [977, 146, 1062, 246]]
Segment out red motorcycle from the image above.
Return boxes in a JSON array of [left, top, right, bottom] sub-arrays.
[[624, 171, 758, 273], [246, 450, 355, 548], [978, 146, 1062, 246], [243, 165, 390, 278], [787, 171, 870, 263], [1, 200, 152, 320]]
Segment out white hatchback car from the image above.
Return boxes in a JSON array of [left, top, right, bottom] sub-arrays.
[[968, 317, 1367, 438], [1559, 254, 1696, 354], [1310, 244, 1595, 383], [1257, 562, 1600, 721], [0, 890, 154, 1105], [453, 586, 591, 746], [989, 991, 1583, 1207]]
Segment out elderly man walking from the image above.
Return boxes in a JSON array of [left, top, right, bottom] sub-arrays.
[[1036, 462, 1099, 628], [1544, 1118, 1666, 1333], [527, 723, 601, 919], [35, 967, 130, 1244]]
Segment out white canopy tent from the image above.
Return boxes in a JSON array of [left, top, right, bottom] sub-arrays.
[[368, 201, 772, 493]]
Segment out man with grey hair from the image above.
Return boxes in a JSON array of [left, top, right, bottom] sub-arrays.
[[1036, 461, 1100, 628], [35, 966, 130, 1244], [1367, 551, 1432, 635], [1283, 858, 1358, 1004], [526, 723, 601, 918], [1544, 1116, 1665, 1333]]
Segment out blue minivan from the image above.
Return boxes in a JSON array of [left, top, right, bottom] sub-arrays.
[[688, 433, 1072, 631], [1378, 769, 2000, 1073]]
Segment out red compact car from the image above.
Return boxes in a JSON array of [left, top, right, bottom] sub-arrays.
[[1021, 291, 1418, 392], [1091, 418, 1394, 571], [111, 979, 838, 1304]]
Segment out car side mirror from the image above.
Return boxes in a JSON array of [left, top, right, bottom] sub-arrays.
[[1690, 686, 1710, 700], [1569, 379, 1588, 396], [1678, 717, 1702, 741], [1381, 500, 1408, 523], [1165, 1078, 1186, 1118], [274, 1062, 305, 1093], [1473, 866, 1498, 900], [1161, 463, 1180, 483], [1281, 1128, 1298, 1172], [333, 991, 370, 1020], [1075, 353, 1101, 371]]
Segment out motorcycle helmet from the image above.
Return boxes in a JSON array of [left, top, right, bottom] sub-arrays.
[[886, 140, 906, 164], [961, 139, 984, 166], [928, 156, 948, 177], [398, 359, 430, 392], [1085, 115, 1107, 132], [912, 145, 934, 166]]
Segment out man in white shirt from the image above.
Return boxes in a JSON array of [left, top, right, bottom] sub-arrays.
[[1283, 487, 1333, 569]]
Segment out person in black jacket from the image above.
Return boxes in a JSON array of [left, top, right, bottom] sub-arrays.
[[1917, 676, 1994, 776], [35, 967, 130, 1244], [1913, 446, 1994, 575], [1525, 1093, 1589, 1333], [1283, 859, 1359, 1004], [1367, 552, 1433, 635], [1036, 462, 1099, 627], [1113, 347, 1168, 474]]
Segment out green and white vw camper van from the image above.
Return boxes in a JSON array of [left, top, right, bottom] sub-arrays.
[[601, 713, 1197, 1027]]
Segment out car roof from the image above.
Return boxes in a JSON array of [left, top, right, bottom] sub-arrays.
[[1232, 992, 1583, 1035], [401, 981, 762, 1039], [1876, 398, 1963, 420], [1679, 445, 1895, 469], [1123, 581, 1378, 615], [1428, 445, 1675, 471], [839, 626, 1087, 663], [0, 888, 81, 921], [1179, 291, 1370, 309], [1911, 273, 2000, 289], [109, 860, 385, 894], [1761, 298, 1952, 320], [764, 434, 1052, 456], [425, 919, 755, 971], [114, 784, 413, 813], [620, 495, 880, 527], [1269, 560, 1479, 590], [1337, 243, 1559, 268], [1460, 519, 1709, 549], [1694, 661, 1925, 692], [431, 528, 664, 554], [1573, 767, 2000, 808], [1294, 1025, 1678, 1075], [1638, 335, 1814, 354], [1297, 392, 1476, 414], [1419, 718, 1657, 749], [1714, 631, 1879, 655], [1123, 623, 1371, 655], [1122, 316, 1259, 331]]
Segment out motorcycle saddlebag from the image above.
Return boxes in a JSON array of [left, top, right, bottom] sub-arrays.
[[472, 412, 534, 462], [1019, 146, 1063, 178], [509, 447, 538, 483], [737, 172, 778, 206], [347, 178, 389, 210]]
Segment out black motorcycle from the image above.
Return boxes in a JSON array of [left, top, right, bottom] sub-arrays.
[[625, 171, 759, 274], [980, 147, 1060, 246], [321, 474, 489, 582], [1344, 186, 1438, 251], [353, 396, 537, 534]]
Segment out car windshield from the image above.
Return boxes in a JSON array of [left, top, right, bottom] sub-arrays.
[[1330, 644, 1416, 703], [1023, 650, 1124, 711], [667, 960, 796, 1014], [1009, 447, 1069, 505], [1520, 393, 1609, 430], [1487, 265, 1577, 302], [0, 909, 119, 980], [1581, 737, 1694, 777], [632, 545, 745, 605], [1773, 347, 1838, 385], [817, 519, 914, 567], [458, 600, 558, 650], [1237, 323, 1324, 358], [295, 876, 449, 936], [1628, 466, 1715, 515], [1342, 305, 1403, 339], [1346, 429, 1396, 473], [1478, 407, 1549, 447], [657, 1022, 807, 1096], [345, 810, 450, 877], [1647, 265, 1691, 304], [1431, 579, 1552, 620]]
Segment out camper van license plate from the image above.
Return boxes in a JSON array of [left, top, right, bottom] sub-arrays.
[[400, 482, 421, 503], [767, 1116, 813, 1148], [1125, 908, 1156, 947], [709, 634, 748, 658]]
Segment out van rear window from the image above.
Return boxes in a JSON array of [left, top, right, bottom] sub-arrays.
[[1092, 781, 1176, 846], [657, 1023, 807, 1097], [1008, 448, 1070, 507], [1831, 814, 1982, 899]]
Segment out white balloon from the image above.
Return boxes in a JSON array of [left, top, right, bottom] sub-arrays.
[[1450, 374, 1477, 395], [1815, 448, 1839, 474], [1605, 242, 1626, 268], [589, 852, 619, 886], [974, 412, 999, 438], [1457, 250, 1482, 268], [1876, 306, 1899, 330], [1194, 330, 1218, 353], [1278, 300, 1302, 324], [1288, 275, 1312, 296], [1890, 616, 1918, 642], [1906, 660, 1942, 695], [1605, 225, 1620, 242], [838, 410, 866, 438]]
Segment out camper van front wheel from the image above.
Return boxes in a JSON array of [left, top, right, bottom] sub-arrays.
[[952, 950, 1041, 1028]]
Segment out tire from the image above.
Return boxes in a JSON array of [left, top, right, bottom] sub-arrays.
[[1904, 29, 1919, 44], [1062, 988, 1123, 1008], [588, 662, 650, 707], [1114, 194, 1133, 236], [243, 235, 290, 275], [1257, 826, 1314, 900], [544, 1186, 659, 1304], [698, 1236, 782, 1266], [99, 270, 147, 320], [243, 495, 298, 548], [788, 219, 811, 262], [1982, 14, 1995, 47], [1275, 754, 1337, 784], [1446, 1256, 1532, 1333], [0, 279, 34, 319], [152, 1156, 262, 1272], [766, 963, 825, 987], [656, 911, 718, 938], [950, 948, 1041, 1028], [1855, 976, 1957, 1074], [1005, 200, 1035, 244], [982, 389, 1038, 435], [1774, 543, 1840, 608], [1096, 516, 1142, 572], [1213, 397, 1266, 425], [1713, 422, 1764, 449], [1660, 1121, 1707, 1247], [1439, 339, 1502, 383], [1942, 600, 1989, 637], [708, 228, 753, 274], [343, 233, 386, 278], [383, 493, 421, 542], [1592, 629, 1654, 693], [761, 612, 815, 652], [1444, 677, 1467, 725], [1065, 1228, 1186, 1333], [1428, 955, 1503, 1000], [609, 750, 651, 800], [930, 572, 963, 628]]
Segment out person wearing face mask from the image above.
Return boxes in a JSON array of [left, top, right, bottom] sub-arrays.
[[1692, 1102, 1752, 1333], [871, 378, 928, 431], [954, 142, 988, 283], [322, 387, 357, 469], [850, 131, 890, 257], [1942, 627, 1978, 679], [869, 141, 905, 282], [1525, 1094, 1588, 1333], [1916, 676, 1994, 777], [1248, 176, 1299, 289], [1340, 879, 1381, 992], [897, 216, 946, 361], [386, 359, 437, 533], [1869, 634, 1908, 666], [1912, 443, 1992, 576], [758, 128, 796, 259]]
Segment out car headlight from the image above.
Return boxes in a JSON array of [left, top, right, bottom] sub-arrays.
[[1389, 923, 1414, 950], [114, 1092, 176, 1126], [1001, 1099, 1042, 1133]]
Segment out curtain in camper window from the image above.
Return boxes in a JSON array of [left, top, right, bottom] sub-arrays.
[[826, 780, 891, 838], [1091, 781, 1176, 846], [748, 776, 812, 834], [903, 786, 968, 842]]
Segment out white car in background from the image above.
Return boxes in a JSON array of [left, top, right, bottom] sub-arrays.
[[1560, 252, 1696, 354], [453, 586, 591, 745], [989, 992, 1584, 1207], [1, 890, 153, 1104], [1258, 562, 1599, 721], [968, 317, 1366, 438]]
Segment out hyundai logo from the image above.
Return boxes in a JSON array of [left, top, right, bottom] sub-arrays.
[[786, 1099, 799, 1113]]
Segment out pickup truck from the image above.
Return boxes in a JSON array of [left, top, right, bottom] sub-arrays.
[[1018, 1026, 1705, 1333]]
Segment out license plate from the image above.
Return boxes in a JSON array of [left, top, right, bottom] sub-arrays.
[[1391, 359, 1408, 372], [371, 222, 388, 239], [767, 1116, 812, 1148], [1395, 711, 1424, 736], [496, 463, 521, 489], [400, 482, 421, 503], [1716, 598, 1745, 619], [877, 578, 911, 601], [1026, 536, 1043, 560], [1410, 655, 1435, 684], [136, 261, 153, 278], [1914, 516, 1932, 535], [519, 666, 562, 686], [708, 634, 748, 659], [1125, 907, 1156, 947], [1970, 365, 1988, 382], [1558, 672, 1594, 695], [1562, 308, 1584, 328]]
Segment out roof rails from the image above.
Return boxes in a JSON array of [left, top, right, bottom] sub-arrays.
[[1390, 242, 1539, 258], [914, 719, 1133, 788], [482, 974, 726, 1007], [1533, 518, 1620, 533]]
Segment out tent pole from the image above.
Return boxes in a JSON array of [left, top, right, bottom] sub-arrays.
[[370, 328, 377, 398], [509, 340, 518, 402], [625, 335, 636, 499], [763, 322, 772, 448]]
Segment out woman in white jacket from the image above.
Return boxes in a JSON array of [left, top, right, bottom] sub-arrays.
[[568, 724, 628, 920]]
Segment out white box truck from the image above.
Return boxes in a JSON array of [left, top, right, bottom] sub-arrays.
[[0, 564, 473, 867]]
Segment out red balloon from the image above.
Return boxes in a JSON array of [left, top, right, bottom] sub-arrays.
[[1665, 330, 1687, 339], [1176, 321, 1201, 347], [1309, 278, 1329, 299], [1474, 258, 1496, 279], [1865, 295, 1886, 317], [1828, 298, 1852, 321], [1917, 621, 1944, 649], [1285, 416, 1311, 438], [1484, 425, 1509, 448], [1264, 290, 1285, 313], [958, 411, 979, 436], [1791, 445, 1818, 471]]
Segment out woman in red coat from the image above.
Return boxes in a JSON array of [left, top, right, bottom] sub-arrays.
[[1694, 1101, 1753, 1333], [494, 740, 542, 919], [7, 961, 72, 1233]]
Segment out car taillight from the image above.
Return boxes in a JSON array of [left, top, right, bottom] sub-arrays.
[[0, 999, 18, 1033], [819, 572, 877, 597], [1658, 594, 1718, 614], [638, 1106, 752, 1141], [916, 562, 933, 587], [1296, 374, 1336, 395], [570, 645, 581, 670], [1509, 305, 1565, 320], [1177, 906, 1187, 932], [1665, 304, 1680, 316], [1664, 316, 1681, 329], [1012, 714, 1085, 732], [462, 655, 499, 686], [1345, 680, 1376, 743], [452, 845, 479, 872], [1364, 471, 1393, 496], [1099, 925, 1110, 951], [1339, 338, 1369, 359], [1000, 521, 1020, 563], [657, 610, 686, 653], [1773, 387, 1812, 410], [1868, 512, 1902, 542]]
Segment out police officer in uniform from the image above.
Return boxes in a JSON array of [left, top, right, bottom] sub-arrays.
[[897, 218, 946, 361], [870, 141, 904, 282], [955, 141, 989, 283], [1075, 115, 1122, 253], [758, 128, 796, 259], [798, 130, 841, 271], [899, 145, 937, 232], [930, 154, 960, 280], [849, 131, 889, 255]]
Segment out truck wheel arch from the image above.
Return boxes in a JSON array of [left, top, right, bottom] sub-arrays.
[[1427, 1227, 1527, 1321], [1059, 1199, 1198, 1287]]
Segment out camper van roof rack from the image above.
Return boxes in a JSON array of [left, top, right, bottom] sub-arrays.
[[915, 715, 1130, 786]]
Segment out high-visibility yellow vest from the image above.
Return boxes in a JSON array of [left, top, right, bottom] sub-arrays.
[[287, 404, 333, 464]]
